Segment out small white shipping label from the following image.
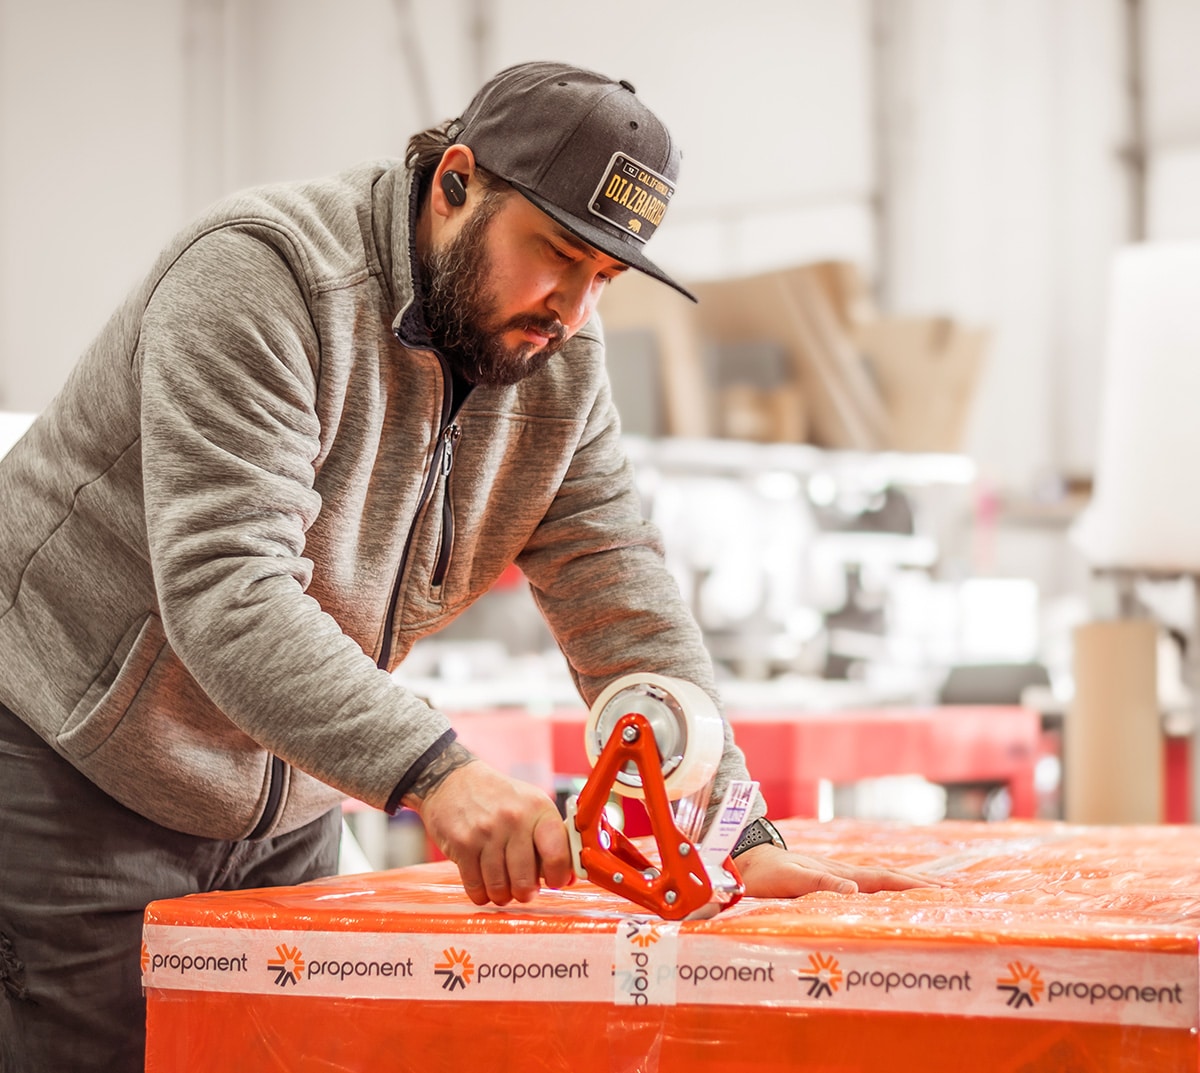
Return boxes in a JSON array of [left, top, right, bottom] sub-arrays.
[[699, 780, 759, 868]]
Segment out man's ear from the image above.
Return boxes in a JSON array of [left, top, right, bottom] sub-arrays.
[[431, 145, 477, 216]]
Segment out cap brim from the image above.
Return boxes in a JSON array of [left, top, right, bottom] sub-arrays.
[[514, 184, 697, 304]]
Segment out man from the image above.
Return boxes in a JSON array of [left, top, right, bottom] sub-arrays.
[[0, 61, 927, 1071]]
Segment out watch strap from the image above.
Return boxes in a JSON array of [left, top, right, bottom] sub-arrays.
[[731, 817, 787, 858]]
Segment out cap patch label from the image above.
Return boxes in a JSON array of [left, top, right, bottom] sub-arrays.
[[589, 153, 673, 244]]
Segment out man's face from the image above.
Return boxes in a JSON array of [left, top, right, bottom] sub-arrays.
[[421, 186, 627, 387]]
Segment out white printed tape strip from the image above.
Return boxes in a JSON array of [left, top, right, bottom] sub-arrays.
[[613, 917, 680, 1006], [142, 925, 613, 1003], [141, 924, 1198, 1029]]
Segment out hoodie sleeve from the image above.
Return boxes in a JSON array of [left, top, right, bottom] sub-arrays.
[[515, 355, 765, 830]]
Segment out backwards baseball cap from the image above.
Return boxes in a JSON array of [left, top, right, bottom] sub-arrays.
[[448, 61, 696, 302]]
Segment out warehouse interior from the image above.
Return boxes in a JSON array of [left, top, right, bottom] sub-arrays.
[[3, 1, 1200, 1069]]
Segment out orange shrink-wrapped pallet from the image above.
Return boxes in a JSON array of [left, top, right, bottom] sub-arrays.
[[142, 819, 1200, 1072]]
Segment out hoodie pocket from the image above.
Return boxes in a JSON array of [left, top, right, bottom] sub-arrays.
[[55, 613, 276, 839], [58, 613, 167, 760]]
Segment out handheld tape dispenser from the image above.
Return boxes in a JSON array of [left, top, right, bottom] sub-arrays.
[[565, 673, 754, 920]]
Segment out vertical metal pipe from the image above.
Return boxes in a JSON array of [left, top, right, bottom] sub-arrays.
[[1124, 0, 1148, 241], [867, 0, 895, 312]]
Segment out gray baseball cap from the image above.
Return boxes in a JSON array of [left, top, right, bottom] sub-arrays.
[[449, 61, 696, 302]]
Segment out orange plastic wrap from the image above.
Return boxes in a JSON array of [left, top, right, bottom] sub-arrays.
[[142, 819, 1200, 1072]]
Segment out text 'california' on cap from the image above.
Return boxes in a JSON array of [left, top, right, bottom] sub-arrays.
[[449, 60, 696, 302]]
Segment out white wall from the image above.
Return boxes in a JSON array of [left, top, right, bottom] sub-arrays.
[[0, 0, 189, 408], [1145, 0, 1200, 240], [0, 0, 1195, 498], [878, 0, 1130, 491], [0, 0, 877, 415]]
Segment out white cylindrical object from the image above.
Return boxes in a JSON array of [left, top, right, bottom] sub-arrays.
[[1072, 243, 1200, 572], [585, 673, 724, 800]]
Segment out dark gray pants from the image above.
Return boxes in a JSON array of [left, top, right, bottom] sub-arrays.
[[0, 702, 341, 1073]]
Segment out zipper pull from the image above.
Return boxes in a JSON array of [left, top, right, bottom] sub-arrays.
[[440, 423, 461, 477]]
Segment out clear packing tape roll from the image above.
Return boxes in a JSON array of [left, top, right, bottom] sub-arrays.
[[1072, 242, 1200, 572], [584, 673, 724, 802]]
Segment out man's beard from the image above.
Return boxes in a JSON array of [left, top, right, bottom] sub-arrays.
[[420, 192, 566, 388]]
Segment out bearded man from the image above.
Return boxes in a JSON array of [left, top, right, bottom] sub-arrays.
[[0, 61, 926, 1073]]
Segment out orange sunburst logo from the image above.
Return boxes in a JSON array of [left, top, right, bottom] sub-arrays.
[[796, 952, 843, 999], [435, 947, 475, 992], [625, 920, 663, 948], [996, 960, 1044, 1009], [267, 944, 305, 987]]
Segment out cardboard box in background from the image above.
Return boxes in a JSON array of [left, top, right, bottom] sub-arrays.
[[599, 261, 988, 454], [854, 316, 989, 454], [717, 381, 809, 443], [597, 270, 709, 438], [691, 266, 890, 450], [708, 339, 806, 444], [807, 258, 880, 331]]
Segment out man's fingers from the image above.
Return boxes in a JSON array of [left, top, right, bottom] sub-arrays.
[[810, 871, 859, 895], [416, 762, 580, 906], [478, 840, 514, 905], [454, 852, 491, 906], [752, 859, 856, 897], [850, 866, 942, 893], [533, 815, 575, 890], [738, 845, 945, 899], [814, 858, 940, 893], [505, 835, 541, 902]]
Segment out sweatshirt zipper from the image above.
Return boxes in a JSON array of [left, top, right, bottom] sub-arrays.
[[431, 422, 461, 589], [377, 343, 455, 670]]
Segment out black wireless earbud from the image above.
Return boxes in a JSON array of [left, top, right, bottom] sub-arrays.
[[441, 171, 467, 207]]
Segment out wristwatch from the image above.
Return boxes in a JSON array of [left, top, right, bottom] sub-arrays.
[[731, 817, 787, 858]]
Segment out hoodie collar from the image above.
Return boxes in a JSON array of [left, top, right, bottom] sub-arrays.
[[372, 162, 435, 349]]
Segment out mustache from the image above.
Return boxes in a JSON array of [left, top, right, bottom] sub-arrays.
[[505, 315, 566, 345]]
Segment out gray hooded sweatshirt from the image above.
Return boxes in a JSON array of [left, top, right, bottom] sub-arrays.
[[0, 160, 758, 841]]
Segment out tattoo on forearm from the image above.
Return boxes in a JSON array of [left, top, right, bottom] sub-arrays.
[[406, 742, 478, 803]]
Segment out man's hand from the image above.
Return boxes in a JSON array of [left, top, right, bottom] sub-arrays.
[[412, 759, 574, 906], [735, 843, 938, 898]]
